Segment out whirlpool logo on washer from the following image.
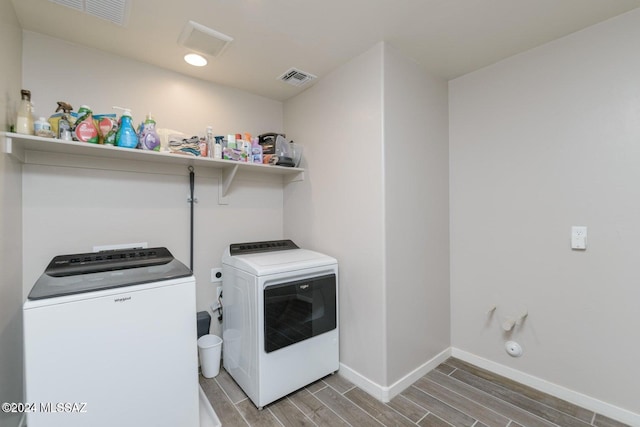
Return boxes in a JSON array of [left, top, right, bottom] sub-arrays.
[[114, 296, 132, 303]]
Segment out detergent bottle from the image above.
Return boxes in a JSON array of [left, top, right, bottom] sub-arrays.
[[113, 106, 138, 149], [138, 113, 161, 151]]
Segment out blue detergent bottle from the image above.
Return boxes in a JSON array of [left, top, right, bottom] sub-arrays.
[[113, 106, 138, 149]]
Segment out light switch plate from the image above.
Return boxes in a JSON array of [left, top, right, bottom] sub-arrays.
[[571, 226, 587, 250]]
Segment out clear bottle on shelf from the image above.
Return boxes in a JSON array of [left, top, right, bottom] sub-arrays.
[[16, 89, 34, 135], [206, 126, 214, 158], [213, 136, 223, 159], [251, 137, 263, 164]]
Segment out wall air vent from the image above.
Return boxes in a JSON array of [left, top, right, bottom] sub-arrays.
[[178, 21, 233, 58], [278, 68, 317, 87], [49, 0, 130, 26]]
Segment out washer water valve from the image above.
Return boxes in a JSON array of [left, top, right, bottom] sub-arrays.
[[498, 307, 528, 331]]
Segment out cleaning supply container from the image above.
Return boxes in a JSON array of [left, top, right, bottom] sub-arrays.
[[138, 113, 161, 151], [113, 106, 138, 148], [73, 105, 100, 143], [197, 334, 223, 378], [16, 89, 34, 135]]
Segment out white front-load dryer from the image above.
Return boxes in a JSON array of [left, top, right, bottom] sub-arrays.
[[222, 240, 339, 409]]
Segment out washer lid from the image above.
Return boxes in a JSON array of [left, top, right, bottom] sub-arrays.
[[28, 247, 192, 300]]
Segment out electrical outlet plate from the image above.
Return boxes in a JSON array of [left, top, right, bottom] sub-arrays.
[[211, 268, 223, 283], [571, 226, 587, 250]]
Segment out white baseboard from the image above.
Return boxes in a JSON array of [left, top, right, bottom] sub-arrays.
[[451, 348, 640, 427], [338, 347, 639, 426], [338, 347, 451, 402]]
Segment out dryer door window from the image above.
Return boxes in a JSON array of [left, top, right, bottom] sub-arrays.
[[264, 274, 336, 353]]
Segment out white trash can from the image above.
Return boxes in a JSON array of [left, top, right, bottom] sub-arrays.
[[197, 334, 223, 378]]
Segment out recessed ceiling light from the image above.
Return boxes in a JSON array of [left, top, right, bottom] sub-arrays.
[[184, 53, 208, 67]]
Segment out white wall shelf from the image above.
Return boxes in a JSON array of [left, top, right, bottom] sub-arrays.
[[1, 132, 304, 204]]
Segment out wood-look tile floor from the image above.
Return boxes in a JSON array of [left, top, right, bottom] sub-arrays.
[[199, 357, 631, 427]]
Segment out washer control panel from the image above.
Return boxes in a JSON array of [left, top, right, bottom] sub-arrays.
[[229, 239, 299, 256]]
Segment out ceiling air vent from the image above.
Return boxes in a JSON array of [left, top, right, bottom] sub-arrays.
[[278, 68, 317, 87], [85, 0, 129, 26], [49, 0, 129, 26], [50, 0, 83, 11], [178, 21, 233, 58]]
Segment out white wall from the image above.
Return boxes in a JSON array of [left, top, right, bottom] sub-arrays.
[[284, 42, 451, 393], [383, 44, 450, 384], [15, 9, 640, 421], [283, 43, 387, 385], [22, 31, 282, 137], [450, 8, 640, 417], [0, 1, 24, 425], [21, 32, 287, 338]]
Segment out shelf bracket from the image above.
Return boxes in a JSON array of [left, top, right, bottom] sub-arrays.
[[2, 134, 26, 163], [284, 170, 305, 184], [218, 164, 239, 205]]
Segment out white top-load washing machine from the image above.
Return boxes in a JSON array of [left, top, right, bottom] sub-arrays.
[[222, 240, 339, 409], [23, 247, 199, 427]]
